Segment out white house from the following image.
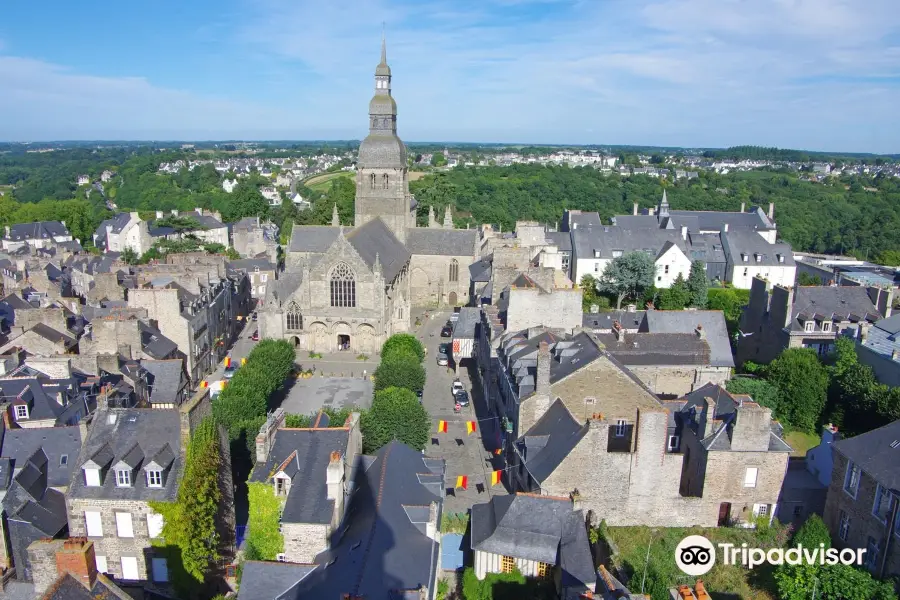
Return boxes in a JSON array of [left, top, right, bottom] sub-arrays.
[[77, 175, 90, 186], [654, 241, 692, 287], [722, 230, 796, 289], [260, 186, 282, 206], [94, 212, 153, 255], [275, 173, 294, 188], [222, 179, 239, 193]]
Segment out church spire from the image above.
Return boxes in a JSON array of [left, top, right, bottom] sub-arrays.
[[658, 189, 669, 218], [380, 24, 387, 66]]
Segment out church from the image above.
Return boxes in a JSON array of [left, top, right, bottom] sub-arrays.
[[259, 40, 478, 354]]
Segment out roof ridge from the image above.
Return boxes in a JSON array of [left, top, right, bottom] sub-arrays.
[[351, 442, 394, 595]]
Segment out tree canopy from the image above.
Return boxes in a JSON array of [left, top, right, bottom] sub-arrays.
[[764, 349, 830, 433], [360, 387, 430, 454], [597, 251, 656, 309], [381, 333, 425, 363], [373, 352, 426, 393]]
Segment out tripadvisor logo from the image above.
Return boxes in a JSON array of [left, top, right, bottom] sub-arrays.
[[675, 535, 866, 576]]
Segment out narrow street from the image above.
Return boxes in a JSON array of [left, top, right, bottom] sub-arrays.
[[413, 309, 509, 516]]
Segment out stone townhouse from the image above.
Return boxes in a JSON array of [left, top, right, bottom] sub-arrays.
[[249, 409, 362, 563], [231, 216, 279, 260], [482, 327, 789, 527], [737, 276, 888, 365], [228, 257, 277, 301], [0, 376, 95, 428], [65, 391, 220, 584], [26, 538, 135, 599], [238, 440, 445, 599], [2, 222, 73, 252], [822, 420, 900, 579], [0, 426, 82, 581], [93, 212, 152, 256]]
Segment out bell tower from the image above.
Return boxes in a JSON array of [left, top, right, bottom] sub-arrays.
[[355, 35, 416, 242]]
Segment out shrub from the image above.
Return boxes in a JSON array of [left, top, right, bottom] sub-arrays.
[[381, 333, 425, 362], [373, 353, 426, 393], [361, 387, 430, 453], [245, 482, 284, 561]]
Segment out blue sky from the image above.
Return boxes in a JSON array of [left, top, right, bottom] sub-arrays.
[[1, 0, 899, 152]]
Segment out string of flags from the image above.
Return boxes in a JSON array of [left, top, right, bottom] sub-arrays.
[[436, 420, 478, 435], [454, 470, 503, 491]]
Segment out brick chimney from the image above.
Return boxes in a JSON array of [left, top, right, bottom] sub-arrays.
[[56, 538, 98, 589], [425, 501, 439, 541], [731, 403, 772, 452], [695, 324, 705, 339], [255, 408, 286, 463]]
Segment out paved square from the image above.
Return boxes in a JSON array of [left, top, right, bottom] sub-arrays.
[[278, 377, 373, 416]]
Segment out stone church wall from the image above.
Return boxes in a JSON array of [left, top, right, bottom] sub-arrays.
[[409, 254, 472, 307]]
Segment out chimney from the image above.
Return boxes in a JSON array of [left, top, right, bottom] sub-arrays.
[[426, 501, 439, 540], [695, 324, 705, 339], [56, 538, 98, 589], [4, 226, 9, 237], [255, 408, 286, 463], [633, 202, 639, 216], [723, 223, 729, 233], [170, 209, 178, 216], [648, 207, 655, 216], [681, 225, 688, 241], [892, 349, 899, 361], [768, 202, 774, 220], [821, 423, 841, 445], [326, 451, 343, 501], [626, 304, 636, 313], [731, 404, 773, 452], [859, 322, 871, 343], [701, 397, 716, 439], [613, 321, 624, 342], [536, 341, 551, 397], [740, 202, 745, 213], [155, 211, 164, 219]]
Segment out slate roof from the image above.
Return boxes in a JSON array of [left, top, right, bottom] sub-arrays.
[[140, 359, 185, 405], [289, 226, 346, 253], [69, 408, 183, 501], [0, 378, 80, 423], [613, 207, 774, 233], [470, 494, 596, 589], [1, 426, 83, 487], [572, 226, 688, 261], [790, 286, 882, 330], [721, 230, 794, 268], [271, 271, 304, 303], [41, 572, 133, 600], [194, 214, 227, 229], [2, 449, 68, 537], [582, 310, 647, 331], [346, 218, 411, 282], [237, 562, 317, 600], [29, 323, 77, 347], [272, 441, 445, 599], [832, 420, 900, 493], [861, 314, 900, 359], [469, 258, 492, 282], [228, 258, 276, 272], [545, 230, 572, 253], [3, 221, 70, 242], [594, 332, 711, 366], [249, 428, 350, 525], [517, 399, 589, 483], [406, 228, 476, 257], [498, 330, 604, 400], [641, 310, 735, 368]]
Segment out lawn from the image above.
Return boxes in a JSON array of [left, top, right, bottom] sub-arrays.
[[304, 170, 354, 192], [605, 524, 790, 600], [784, 430, 820, 457]]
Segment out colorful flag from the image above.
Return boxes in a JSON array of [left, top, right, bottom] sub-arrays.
[[200, 381, 208, 389], [437, 421, 448, 433], [241, 357, 247, 366], [224, 357, 232, 368], [490, 470, 502, 486], [466, 421, 477, 435], [455, 475, 468, 490], [494, 448, 503, 456]]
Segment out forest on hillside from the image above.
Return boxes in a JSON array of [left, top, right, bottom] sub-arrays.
[[409, 165, 900, 260]]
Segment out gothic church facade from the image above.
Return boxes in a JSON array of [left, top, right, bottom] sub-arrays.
[[259, 40, 477, 353]]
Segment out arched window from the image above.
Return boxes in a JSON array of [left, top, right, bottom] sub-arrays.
[[330, 263, 356, 308], [382, 173, 389, 189], [370, 173, 376, 189], [449, 259, 459, 283], [286, 302, 302, 331]]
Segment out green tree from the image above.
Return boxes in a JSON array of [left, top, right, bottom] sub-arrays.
[[227, 180, 269, 221], [597, 251, 656, 310], [244, 483, 284, 561], [875, 249, 900, 266], [798, 272, 824, 286], [225, 247, 241, 260], [580, 274, 610, 312], [686, 260, 708, 308], [360, 387, 430, 453], [726, 377, 782, 414], [373, 353, 426, 393], [766, 349, 830, 432], [381, 333, 425, 363], [792, 514, 831, 548], [658, 274, 691, 310], [121, 246, 139, 265], [149, 417, 222, 598], [431, 152, 447, 167], [708, 287, 751, 336]]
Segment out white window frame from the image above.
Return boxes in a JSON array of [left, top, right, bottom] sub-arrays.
[[14, 405, 28, 420], [116, 469, 131, 487], [805, 321, 815, 332], [84, 468, 101, 487], [615, 420, 626, 437], [147, 512, 164, 538], [844, 462, 861, 499], [822, 321, 832, 332], [146, 470, 163, 488], [115, 512, 134, 538], [753, 503, 769, 517], [85, 511, 103, 537], [667, 435, 680, 451], [872, 484, 892, 523], [744, 467, 758, 488], [95, 555, 108, 574], [277, 553, 287, 562], [839, 510, 850, 541]]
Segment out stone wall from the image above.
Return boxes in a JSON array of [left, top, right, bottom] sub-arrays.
[[15, 307, 68, 334], [129, 288, 194, 375], [281, 523, 329, 563], [624, 365, 731, 398], [409, 254, 472, 307], [505, 287, 582, 333], [87, 272, 124, 303]]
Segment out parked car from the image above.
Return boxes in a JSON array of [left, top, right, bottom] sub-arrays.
[[454, 390, 470, 407], [223, 365, 237, 380], [440, 326, 453, 337], [451, 379, 464, 396], [436, 353, 449, 366], [439, 343, 451, 355], [251, 312, 258, 321]]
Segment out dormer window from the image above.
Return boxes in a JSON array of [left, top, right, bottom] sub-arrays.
[[14, 405, 28, 420], [593, 250, 601, 258], [612, 250, 623, 258], [742, 253, 748, 262], [755, 253, 762, 263], [116, 469, 132, 487], [85, 468, 101, 487], [274, 476, 289, 496], [822, 321, 832, 333], [147, 470, 163, 488], [778, 254, 785, 263], [805, 321, 815, 332]]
